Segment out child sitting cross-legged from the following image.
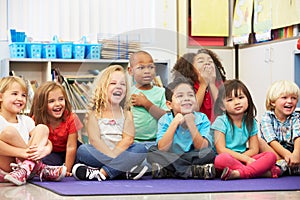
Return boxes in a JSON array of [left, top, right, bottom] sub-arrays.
[[212, 79, 281, 180], [147, 77, 216, 179], [0, 76, 66, 186], [259, 80, 300, 176]]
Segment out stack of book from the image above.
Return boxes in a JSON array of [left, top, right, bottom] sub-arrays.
[[98, 34, 141, 59], [62, 77, 93, 111]]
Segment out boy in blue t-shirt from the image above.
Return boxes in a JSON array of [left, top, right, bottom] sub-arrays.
[[146, 77, 216, 179]]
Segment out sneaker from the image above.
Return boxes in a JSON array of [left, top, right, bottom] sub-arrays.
[[191, 163, 216, 179], [220, 167, 232, 181], [27, 161, 45, 180], [276, 159, 288, 176], [4, 167, 27, 186], [270, 165, 281, 178], [152, 163, 173, 179], [126, 165, 149, 180], [4, 159, 36, 186], [0, 168, 8, 183], [72, 163, 106, 181], [289, 165, 300, 175], [40, 165, 67, 181]]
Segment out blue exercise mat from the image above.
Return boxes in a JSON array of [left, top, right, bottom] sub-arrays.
[[29, 176, 300, 196]]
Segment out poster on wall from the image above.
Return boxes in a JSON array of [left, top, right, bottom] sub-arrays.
[[232, 0, 253, 44], [272, 0, 300, 29], [253, 0, 272, 42], [191, 0, 229, 37]]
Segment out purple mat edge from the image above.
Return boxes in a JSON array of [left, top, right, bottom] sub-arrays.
[[29, 176, 300, 196]]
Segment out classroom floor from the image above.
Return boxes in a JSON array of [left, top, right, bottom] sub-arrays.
[[1, 182, 300, 200]]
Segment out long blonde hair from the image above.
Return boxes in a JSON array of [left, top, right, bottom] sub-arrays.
[[88, 65, 130, 115]]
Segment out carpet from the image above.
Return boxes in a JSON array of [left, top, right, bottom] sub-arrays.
[[29, 176, 300, 196]]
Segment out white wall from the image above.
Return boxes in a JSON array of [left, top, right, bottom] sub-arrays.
[[0, 0, 177, 75]]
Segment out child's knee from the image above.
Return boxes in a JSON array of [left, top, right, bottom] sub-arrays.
[[0, 126, 19, 139], [214, 153, 231, 168], [35, 124, 49, 137]]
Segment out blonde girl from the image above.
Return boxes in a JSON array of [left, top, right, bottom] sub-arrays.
[[72, 65, 147, 181], [0, 76, 66, 186]]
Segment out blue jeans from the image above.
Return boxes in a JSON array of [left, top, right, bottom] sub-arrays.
[[42, 140, 82, 166], [136, 141, 156, 172], [76, 143, 147, 179]]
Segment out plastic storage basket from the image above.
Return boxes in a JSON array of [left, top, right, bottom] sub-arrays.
[[85, 44, 102, 59], [26, 43, 42, 58], [9, 43, 27, 58], [42, 43, 56, 59], [72, 44, 86, 59], [57, 42, 73, 59]]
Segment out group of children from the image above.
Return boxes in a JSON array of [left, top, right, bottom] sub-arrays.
[[0, 49, 299, 187]]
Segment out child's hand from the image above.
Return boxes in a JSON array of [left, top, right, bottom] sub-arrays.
[[174, 113, 184, 125], [131, 93, 149, 107], [27, 145, 50, 161], [287, 152, 300, 167], [245, 157, 256, 165], [66, 171, 72, 177], [208, 66, 216, 84], [199, 65, 216, 84], [183, 113, 195, 126]]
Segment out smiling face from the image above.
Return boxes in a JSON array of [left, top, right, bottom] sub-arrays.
[[47, 87, 66, 120], [0, 82, 27, 116], [224, 89, 249, 117], [272, 93, 298, 121], [168, 83, 197, 115], [107, 71, 127, 106]]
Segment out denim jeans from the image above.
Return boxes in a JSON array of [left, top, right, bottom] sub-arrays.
[[42, 140, 82, 166], [76, 143, 147, 179]]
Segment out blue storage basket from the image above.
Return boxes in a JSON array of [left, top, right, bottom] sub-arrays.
[[85, 44, 102, 59], [72, 44, 86, 59], [26, 43, 42, 58], [42, 44, 56, 59], [9, 42, 27, 58], [57, 42, 73, 59]]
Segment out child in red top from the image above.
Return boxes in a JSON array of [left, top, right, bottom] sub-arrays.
[[0, 76, 66, 186], [29, 81, 83, 176], [172, 49, 226, 122]]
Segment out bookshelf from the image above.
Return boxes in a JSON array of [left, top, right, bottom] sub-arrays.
[[0, 58, 170, 111]]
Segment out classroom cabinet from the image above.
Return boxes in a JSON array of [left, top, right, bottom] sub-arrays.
[[239, 39, 299, 120]]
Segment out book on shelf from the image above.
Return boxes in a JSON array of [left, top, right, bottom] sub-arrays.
[[62, 80, 78, 110], [62, 77, 93, 111]]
